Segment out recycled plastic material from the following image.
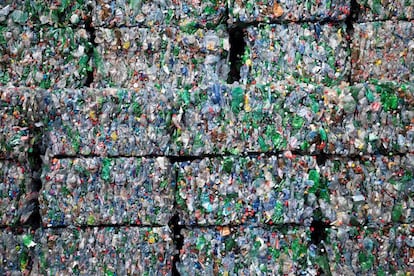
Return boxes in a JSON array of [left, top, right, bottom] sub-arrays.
[[0, 229, 35, 274], [91, 0, 227, 28], [39, 88, 173, 157], [171, 81, 413, 156], [0, 88, 32, 160], [176, 153, 414, 226], [0, 0, 89, 27], [0, 161, 31, 225], [242, 23, 350, 85], [326, 224, 414, 274], [356, 0, 414, 21], [34, 226, 174, 275], [92, 26, 229, 89], [0, 23, 91, 88], [352, 21, 414, 82], [178, 224, 414, 275], [230, 0, 351, 22], [39, 157, 174, 226], [177, 226, 314, 275]]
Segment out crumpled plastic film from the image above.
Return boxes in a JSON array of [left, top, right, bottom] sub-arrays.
[[39, 157, 174, 226], [326, 224, 414, 274], [0, 161, 31, 225], [243, 23, 350, 85], [171, 81, 413, 156], [177, 226, 315, 275], [356, 0, 414, 21], [352, 21, 414, 82], [0, 229, 36, 274], [0, 0, 90, 27], [230, 0, 350, 23], [0, 87, 32, 160], [0, 23, 91, 88], [92, 26, 229, 89], [34, 226, 174, 275], [40, 88, 173, 157], [325, 154, 414, 227], [175, 155, 328, 226], [91, 0, 227, 28]]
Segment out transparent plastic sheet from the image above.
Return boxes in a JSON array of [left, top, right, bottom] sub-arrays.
[[90, 0, 227, 28], [230, 0, 351, 23], [356, 0, 414, 21], [39, 157, 174, 227], [241, 23, 350, 86], [0, 160, 31, 226], [170, 81, 413, 156], [0, 0, 90, 27], [33, 226, 174, 275], [39, 88, 173, 157], [0, 23, 91, 88], [0, 229, 36, 274], [92, 25, 229, 89], [175, 153, 414, 227], [352, 21, 414, 82]]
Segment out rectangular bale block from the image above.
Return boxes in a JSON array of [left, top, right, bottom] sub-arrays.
[[351, 21, 414, 82], [91, 0, 227, 28], [92, 26, 229, 89], [230, 0, 351, 23], [242, 23, 350, 85], [39, 157, 175, 226], [0, 24, 91, 88], [34, 226, 174, 275], [39, 88, 173, 157]]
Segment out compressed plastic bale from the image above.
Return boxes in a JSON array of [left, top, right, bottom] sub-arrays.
[[0, 87, 33, 160], [0, 229, 37, 274], [326, 224, 414, 274], [230, 0, 350, 23], [356, 0, 414, 21], [34, 226, 174, 275], [324, 154, 414, 227], [175, 154, 330, 226], [39, 157, 174, 227], [0, 0, 89, 27], [91, 0, 227, 28], [39, 88, 173, 157], [171, 80, 413, 156], [177, 226, 318, 275], [92, 26, 229, 89], [170, 82, 331, 156], [0, 161, 32, 226], [322, 81, 414, 155], [242, 23, 350, 86], [351, 21, 414, 82], [0, 23, 91, 88]]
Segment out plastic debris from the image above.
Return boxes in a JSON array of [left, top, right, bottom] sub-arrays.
[[39, 157, 174, 227], [0, 23, 91, 88], [39, 88, 173, 157], [34, 226, 174, 275], [0, 229, 35, 274], [171, 81, 413, 156], [242, 23, 350, 86], [352, 21, 414, 82], [0, 161, 31, 226], [91, 0, 227, 28], [230, 0, 351, 23], [356, 0, 414, 21], [92, 26, 229, 89]]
